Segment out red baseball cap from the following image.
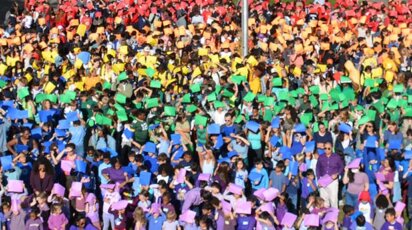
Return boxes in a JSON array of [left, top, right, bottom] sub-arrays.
[[358, 191, 371, 202]]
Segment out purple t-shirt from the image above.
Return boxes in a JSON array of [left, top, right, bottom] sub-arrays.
[[381, 221, 403, 230], [216, 210, 235, 230], [102, 167, 126, 183], [25, 218, 43, 230]]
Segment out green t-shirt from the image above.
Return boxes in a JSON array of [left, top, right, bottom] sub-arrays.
[[133, 119, 148, 144], [197, 128, 207, 145]]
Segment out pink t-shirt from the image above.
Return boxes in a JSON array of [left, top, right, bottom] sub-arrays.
[[48, 213, 68, 230], [347, 172, 369, 195]]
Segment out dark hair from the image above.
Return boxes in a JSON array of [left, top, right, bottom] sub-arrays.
[[276, 160, 285, 169], [376, 194, 389, 209], [32, 157, 55, 175], [200, 190, 212, 200], [102, 152, 111, 160], [385, 208, 396, 217], [210, 182, 221, 193], [202, 203, 213, 211], [74, 213, 87, 225], [110, 157, 121, 166], [198, 216, 212, 228], [343, 205, 354, 214], [356, 214, 366, 226], [386, 157, 396, 172], [210, 197, 220, 207], [65, 143, 76, 150], [306, 169, 314, 177]]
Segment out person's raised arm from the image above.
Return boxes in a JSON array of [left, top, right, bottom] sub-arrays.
[[342, 167, 349, 184], [232, 133, 250, 146], [264, 127, 271, 143]]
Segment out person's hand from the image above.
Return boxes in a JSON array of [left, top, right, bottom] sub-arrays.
[[344, 166, 348, 172], [254, 181, 259, 185], [331, 174, 338, 180]]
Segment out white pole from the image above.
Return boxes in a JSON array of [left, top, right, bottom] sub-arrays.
[[241, 0, 248, 57]]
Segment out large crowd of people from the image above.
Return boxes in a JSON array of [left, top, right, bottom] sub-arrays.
[[0, 0, 411, 229]]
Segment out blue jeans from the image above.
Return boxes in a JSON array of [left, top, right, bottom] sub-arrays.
[[103, 212, 115, 230], [345, 192, 358, 207]]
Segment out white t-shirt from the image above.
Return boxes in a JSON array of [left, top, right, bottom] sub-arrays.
[[212, 110, 227, 126], [162, 220, 179, 230], [358, 202, 372, 223], [103, 191, 121, 213], [23, 15, 33, 29]]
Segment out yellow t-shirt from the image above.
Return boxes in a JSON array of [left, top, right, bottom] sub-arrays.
[[249, 76, 261, 94]]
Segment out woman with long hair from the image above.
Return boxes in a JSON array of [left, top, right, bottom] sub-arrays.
[[88, 126, 116, 151], [30, 157, 55, 195], [175, 113, 192, 150], [133, 207, 147, 230], [343, 159, 369, 207], [213, 162, 231, 191]]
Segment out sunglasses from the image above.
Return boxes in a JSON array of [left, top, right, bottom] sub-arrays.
[[325, 147, 332, 150]]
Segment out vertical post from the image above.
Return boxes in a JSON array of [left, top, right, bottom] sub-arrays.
[[241, 0, 248, 57]]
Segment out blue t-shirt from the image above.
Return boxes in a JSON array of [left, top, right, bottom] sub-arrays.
[[221, 125, 238, 137], [237, 216, 256, 230], [146, 213, 166, 230]]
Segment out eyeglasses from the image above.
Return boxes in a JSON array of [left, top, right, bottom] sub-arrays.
[[366, 125, 372, 128], [225, 120, 231, 122]]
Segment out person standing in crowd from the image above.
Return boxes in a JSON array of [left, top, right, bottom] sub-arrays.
[[0, 0, 410, 229], [316, 142, 344, 208]]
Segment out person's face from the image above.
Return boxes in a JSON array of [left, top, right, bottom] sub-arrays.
[[324, 144, 333, 155], [383, 159, 389, 168], [385, 213, 395, 222], [236, 161, 243, 169], [36, 197, 45, 204], [66, 147, 74, 155], [38, 164, 45, 172], [256, 163, 263, 170], [77, 218, 86, 227], [319, 125, 326, 133], [97, 129, 104, 136], [138, 113, 146, 120], [184, 154, 192, 162], [103, 158, 110, 164], [23, 130, 31, 138], [114, 161, 121, 169], [163, 196, 170, 204], [366, 123, 373, 131], [253, 109, 259, 116], [225, 116, 232, 125], [308, 174, 314, 180], [128, 155, 135, 163], [30, 212, 36, 219]]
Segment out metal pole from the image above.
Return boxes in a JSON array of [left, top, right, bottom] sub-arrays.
[[241, 0, 248, 57]]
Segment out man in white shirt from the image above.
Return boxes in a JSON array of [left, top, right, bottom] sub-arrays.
[[22, 11, 33, 30]]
